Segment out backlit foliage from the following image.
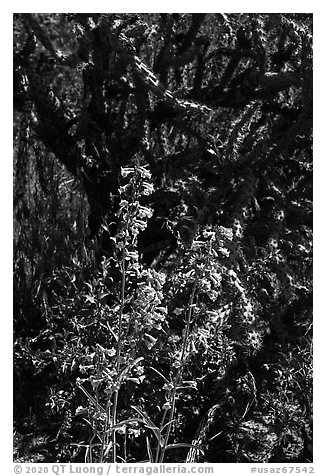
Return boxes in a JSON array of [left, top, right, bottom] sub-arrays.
[[13, 13, 312, 463]]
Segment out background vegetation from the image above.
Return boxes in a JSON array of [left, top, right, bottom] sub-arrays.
[[13, 13, 312, 463]]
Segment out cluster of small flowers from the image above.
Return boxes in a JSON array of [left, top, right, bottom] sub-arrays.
[[116, 164, 154, 249]]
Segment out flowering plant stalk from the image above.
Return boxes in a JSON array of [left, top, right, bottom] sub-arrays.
[[110, 162, 154, 462], [76, 161, 156, 462]]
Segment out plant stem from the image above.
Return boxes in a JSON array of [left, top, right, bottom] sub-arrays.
[[158, 282, 197, 463], [112, 245, 127, 463]]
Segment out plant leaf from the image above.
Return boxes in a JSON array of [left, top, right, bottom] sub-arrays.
[[165, 443, 205, 455], [150, 366, 169, 383], [146, 436, 154, 463], [131, 406, 163, 446]]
